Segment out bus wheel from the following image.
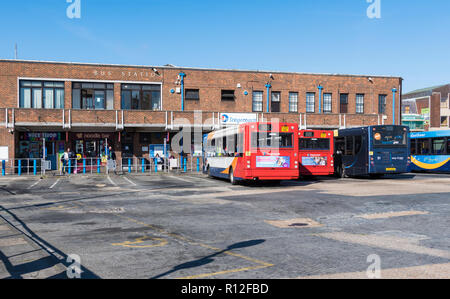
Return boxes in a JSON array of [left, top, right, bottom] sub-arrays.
[[207, 166, 212, 177], [229, 168, 238, 185]]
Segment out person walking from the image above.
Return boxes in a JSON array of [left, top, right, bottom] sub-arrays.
[[107, 146, 117, 174], [62, 148, 70, 174]]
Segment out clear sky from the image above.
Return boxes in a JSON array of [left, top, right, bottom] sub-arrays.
[[0, 0, 449, 93]]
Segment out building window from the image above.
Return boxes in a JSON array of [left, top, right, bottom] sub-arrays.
[[356, 94, 364, 114], [441, 116, 448, 127], [19, 80, 65, 109], [340, 94, 348, 113], [252, 91, 263, 112], [121, 84, 161, 110], [306, 92, 315, 113], [221, 90, 235, 101], [378, 94, 387, 114], [271, 91, 281, 112], [72, 82, 114, 110], [323, 93, 332, 113], [185, 89, 199, 101], [289, 92, 298, 113]]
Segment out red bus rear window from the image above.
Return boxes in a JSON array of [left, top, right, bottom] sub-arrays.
[[252, 133, 293, 149], [299, 138, 330, 150]]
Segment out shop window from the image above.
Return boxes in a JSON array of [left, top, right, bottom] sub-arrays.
[[72, 82, 114, 110], [20, 80, 65, 109], [121, 84, 161, 110]]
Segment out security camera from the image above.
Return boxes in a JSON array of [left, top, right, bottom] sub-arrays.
[[368, 77, 374, 83], [269, 74, 275, 80]]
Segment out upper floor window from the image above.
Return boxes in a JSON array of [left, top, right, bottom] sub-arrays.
[[356, 94, 365, 114], [221, 90, 235, 101], [252, 91, 263, 112], [306, 92, 315, 113], [19, 80, 64, 109], [323, 93, 332, 113], [121, 84, 161, 110], [185, 89, 200, 101], [378, 94, 387, 114], [340, 94, 348, 113], [271, 91, 281, 112], [72, 82, 114, 110], [289, 92, 298, 113]]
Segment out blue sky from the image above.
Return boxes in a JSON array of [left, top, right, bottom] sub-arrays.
[[0, 0, 449, 92]]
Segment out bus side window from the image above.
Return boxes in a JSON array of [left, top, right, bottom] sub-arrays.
[[411, 139, 417, 155], [417, 138, 430, 155], [447, 138, 450, 155], [237, 133, 244, 155], [432, 138, 446, 155], [354, 135, 362, 155], [345, 136, 354, 156]]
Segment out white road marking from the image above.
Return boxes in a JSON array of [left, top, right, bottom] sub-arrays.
[[28, 180, 41, 189], [168, 175, 195, 184], [123, 177, 137, 186], [49, 179, 61, 189], [107, 176, 117, 186]]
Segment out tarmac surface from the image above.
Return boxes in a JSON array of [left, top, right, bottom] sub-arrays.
[[0, 172, 449, 279]]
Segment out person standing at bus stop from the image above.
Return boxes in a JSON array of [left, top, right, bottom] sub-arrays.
[[108, 146, 117, 173]]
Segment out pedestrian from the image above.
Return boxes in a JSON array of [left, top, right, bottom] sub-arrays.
[[62, 148, 70, 174], [108, 146, 117, 173]]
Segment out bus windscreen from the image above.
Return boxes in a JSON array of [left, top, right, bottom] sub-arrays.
[[251, 133, 293, 149], [299, 138, 330, 150], [373, 126, 407, 146]]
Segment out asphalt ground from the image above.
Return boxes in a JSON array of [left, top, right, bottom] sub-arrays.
[[0, 172, 449, 279]]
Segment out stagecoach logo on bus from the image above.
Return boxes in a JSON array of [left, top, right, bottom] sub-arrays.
[[220, 113, 258, 126]]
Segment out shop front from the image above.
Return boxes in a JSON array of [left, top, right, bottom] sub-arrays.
[[17, 132, 65, 170], [71, 132, 117, 162]]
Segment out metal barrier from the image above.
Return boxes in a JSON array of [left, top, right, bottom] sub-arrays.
[[0, 156, 205, 176]]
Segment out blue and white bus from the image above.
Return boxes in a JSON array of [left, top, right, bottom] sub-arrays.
[[409, 130, 450, 172], [334, 125, 410, 178]]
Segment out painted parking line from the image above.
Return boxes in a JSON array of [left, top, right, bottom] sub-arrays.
[[113, 213, 274, 279], [107, 175, 118, 186], [112, 236, 168, 249], [28, 180, 41, 189], [122, 177, 137, 186], [49, 179, 61, 189]]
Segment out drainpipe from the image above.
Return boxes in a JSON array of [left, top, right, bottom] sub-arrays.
[[392, 88, 397, 125], [318, 85, 323, 114], [179, 72, 186, 111], [265, 83, 271, 113]]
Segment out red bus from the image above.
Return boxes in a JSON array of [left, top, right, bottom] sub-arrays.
[[298, 130, 335, 176], [203, 122, 299, 184]]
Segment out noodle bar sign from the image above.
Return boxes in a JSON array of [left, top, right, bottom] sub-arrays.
[[75, 133, 114, 139]]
